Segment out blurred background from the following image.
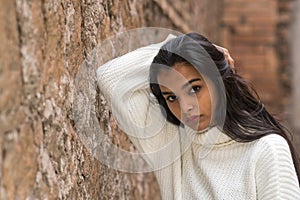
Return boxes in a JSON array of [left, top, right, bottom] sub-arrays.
[[1, 0, 299, 199]]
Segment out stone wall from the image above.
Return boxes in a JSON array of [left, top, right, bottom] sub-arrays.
[[0, 0, 223, 199]]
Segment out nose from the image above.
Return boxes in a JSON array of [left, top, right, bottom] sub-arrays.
[[180, 96, 197, 114]]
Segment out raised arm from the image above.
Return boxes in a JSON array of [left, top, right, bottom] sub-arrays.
[[96, 35, 182, 171]]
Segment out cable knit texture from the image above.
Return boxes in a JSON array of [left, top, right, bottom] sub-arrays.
[[96, 35, 300, 199]]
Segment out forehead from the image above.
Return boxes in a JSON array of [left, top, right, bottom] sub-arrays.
[[157, 63, 203, 90]]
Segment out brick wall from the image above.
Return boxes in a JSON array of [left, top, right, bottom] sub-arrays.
[[277, 0, 294, 96], [222, 0, 285, 113], [222, 0, 299, 148], [290, 0, 300, 146]]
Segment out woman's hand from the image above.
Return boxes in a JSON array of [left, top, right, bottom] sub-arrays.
[[213, 44, 235, 73]]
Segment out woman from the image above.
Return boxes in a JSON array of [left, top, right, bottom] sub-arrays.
[[97, 33, 300, 199]]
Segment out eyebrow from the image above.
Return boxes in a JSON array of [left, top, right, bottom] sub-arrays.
[[161, 78, 202, 95], [181, 78, 202, 89], [162, 91, 174, 95]]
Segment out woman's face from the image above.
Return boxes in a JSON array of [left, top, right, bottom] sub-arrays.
[[157, 63, 212, 131]]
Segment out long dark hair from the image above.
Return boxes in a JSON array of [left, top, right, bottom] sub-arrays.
[[149, 32, 300, 183]]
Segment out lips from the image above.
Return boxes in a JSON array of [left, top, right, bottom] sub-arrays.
[[185, 115, 202, 124]]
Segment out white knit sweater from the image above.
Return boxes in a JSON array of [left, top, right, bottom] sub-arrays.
[[96, 35, 300, 199]]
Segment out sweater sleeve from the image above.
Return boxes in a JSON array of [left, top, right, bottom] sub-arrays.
[[96, 35, 182, 171], [255, 134, 300, 199]]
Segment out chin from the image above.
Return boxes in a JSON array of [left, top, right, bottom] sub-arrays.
[[197, 123, 210, 132], [186, 123, 208, 132]]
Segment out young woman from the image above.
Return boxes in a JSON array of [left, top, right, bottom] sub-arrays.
[[97, 33, 300, 199]]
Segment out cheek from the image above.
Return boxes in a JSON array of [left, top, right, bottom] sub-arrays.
[[196, 89, 212, 113], [166, 102, 181, 118], [206, 89, 215, 112]]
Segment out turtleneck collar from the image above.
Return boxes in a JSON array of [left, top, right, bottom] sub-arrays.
[[181, 125, 233, 147]]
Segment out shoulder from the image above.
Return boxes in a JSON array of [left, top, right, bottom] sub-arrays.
[[254, 134, 290, 153], [259, 133, 288, 143], [253, 134, 295, 171], [248, 134, 295, 172], [253, 135, 300, 198]]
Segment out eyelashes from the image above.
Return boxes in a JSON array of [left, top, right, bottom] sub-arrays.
[[164, 85, 202, 103], [189, 85, 202, 95], [166, 95, 177, 102]]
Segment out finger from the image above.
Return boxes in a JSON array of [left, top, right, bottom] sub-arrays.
[[213, 44, 235, 70], [227, 54, 235, 69]]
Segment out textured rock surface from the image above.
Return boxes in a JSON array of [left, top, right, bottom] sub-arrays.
[[0, 0, 222, 199]]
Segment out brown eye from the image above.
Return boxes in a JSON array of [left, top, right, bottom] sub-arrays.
[[189, 85, 201, 95], [166, 95, 177, 102]]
